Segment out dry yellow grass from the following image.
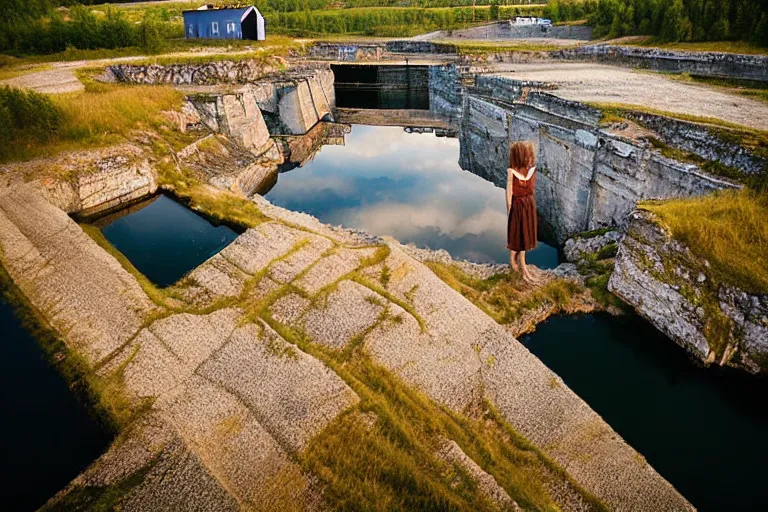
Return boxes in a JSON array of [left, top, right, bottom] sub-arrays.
[[0, 81, 183, 163], [53, 82, 183, 146], [641, 189, 768, 294]]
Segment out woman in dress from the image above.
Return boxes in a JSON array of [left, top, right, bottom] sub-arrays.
[[506, 141, 539, 284]]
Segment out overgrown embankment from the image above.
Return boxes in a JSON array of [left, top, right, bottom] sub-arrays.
[[0, 80, 182, 163], [609, 190, 768, 373]]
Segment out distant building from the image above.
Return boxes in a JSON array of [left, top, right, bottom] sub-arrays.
[[182, 5, 265, 41], [510, 16, 552, 27]]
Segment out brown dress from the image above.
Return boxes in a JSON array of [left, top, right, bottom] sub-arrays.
[[507, 170, 537, 252]]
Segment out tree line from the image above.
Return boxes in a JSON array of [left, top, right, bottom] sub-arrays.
[[266, 5, 541, 36], [543, 0, 768, 45], [1, 4, 175, 55]]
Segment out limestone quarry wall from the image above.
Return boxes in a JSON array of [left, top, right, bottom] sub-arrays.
[[609, 210, 768, 374], [429, 64, 464, 119], [30, 145, 158, 218], [104, 58, 284, 85], [443, 21, 593, 41], [456, 77, 735, 242], [622, 110, 767, 175], [553, 45, 768, 81]]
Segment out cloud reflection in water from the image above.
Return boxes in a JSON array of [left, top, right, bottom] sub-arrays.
[[266, 125, 556, 266]]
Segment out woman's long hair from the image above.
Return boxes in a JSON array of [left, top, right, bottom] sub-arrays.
[[509, 141, 536, 171]]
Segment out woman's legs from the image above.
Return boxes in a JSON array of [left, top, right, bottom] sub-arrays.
[[509, 250, 520, 272], [519, 251, 538, 284]]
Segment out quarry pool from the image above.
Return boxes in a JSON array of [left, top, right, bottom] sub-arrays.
[[0, 293, 110, 511], [96, 194, 240, 287], [521, 314, 768, 511], [265, 124, 559, 268]]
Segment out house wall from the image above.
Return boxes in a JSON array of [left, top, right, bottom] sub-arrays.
[[183, 9, 264, 40]]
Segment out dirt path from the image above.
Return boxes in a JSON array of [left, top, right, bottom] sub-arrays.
[[0, 48, 267, 94], [489, 62, 768, 131]]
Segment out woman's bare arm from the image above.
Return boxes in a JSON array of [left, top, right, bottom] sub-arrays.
[[506, 168, 514, 215]]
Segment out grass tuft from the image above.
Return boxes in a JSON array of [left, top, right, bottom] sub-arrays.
[[426, 261, 585, 326], [641, 189, 768, 295]]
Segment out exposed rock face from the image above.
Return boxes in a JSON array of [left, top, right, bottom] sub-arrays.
[[179, 134, 283, 196], [0, 165, 694, 510], [189, 88, 272, 153], [609, 210, 768, 373], [308, 42, 383, 61], [432, 21, 593, 41], [271, 68, 336, 135], [553, 45, 768, 81], [457, 76, 738, 242], [255, 199, 693, 511], [623, 110, 767, 175], [0, 144, 158, 217], [563, 229, 622, 263], [103, 58, 283, 85]]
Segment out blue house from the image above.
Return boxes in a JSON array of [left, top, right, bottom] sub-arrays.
[[182, 6, 265, 41]]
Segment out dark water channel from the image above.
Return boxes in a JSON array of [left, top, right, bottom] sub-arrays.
[[97, 194, 240, 287], [266, 124, 559, 268], [0, 293, 110, 511], [332, 64, 430, 110], [521, 314, 768, 511]]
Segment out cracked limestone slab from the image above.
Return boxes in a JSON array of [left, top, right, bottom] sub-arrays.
[[270, 293, 311, 327], [436, 438, 519, 511], [156, 375, 320, 510], [120, 439, 240, 512], [363, 244, 487, 411], [295, 247, 377, 295], [0, 184, 153, 364], [149, 308, 240, 369], [302, 280, 386, 350], [219, 221, 306, 276], [40, 412, 239, 512], [269, 233, 334, 283], [180, 253, 251, 305], [479, 333, 693, 511], [198, 322, 359, 453], [115, 309, 240, 401], [251, 194, 380, 246]]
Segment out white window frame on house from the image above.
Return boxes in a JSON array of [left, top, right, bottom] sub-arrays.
[[211, 21, 219, 36], [226, 22, 236, 35]]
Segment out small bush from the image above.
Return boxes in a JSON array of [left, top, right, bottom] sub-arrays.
[[0, 86, 62, 160]]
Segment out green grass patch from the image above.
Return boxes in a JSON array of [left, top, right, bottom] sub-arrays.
[[641, 189, 768, 295], [426, 261, 584, 325]]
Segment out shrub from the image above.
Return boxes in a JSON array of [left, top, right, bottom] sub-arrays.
[[0, 86, 62, 159]]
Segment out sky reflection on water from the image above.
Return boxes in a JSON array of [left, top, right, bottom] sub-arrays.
[[266, 125, 558, 267]]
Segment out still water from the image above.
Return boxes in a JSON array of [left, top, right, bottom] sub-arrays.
[[99, 195, 240, 287], [266, 125, 559, 268], [521, 314, 768, 511], [0, 294, 110, 511]]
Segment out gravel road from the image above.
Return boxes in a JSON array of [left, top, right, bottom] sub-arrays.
[[489, 62, 768, 130]]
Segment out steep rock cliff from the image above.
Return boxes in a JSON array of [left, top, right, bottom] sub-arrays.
[[609, 210, 768, 373]]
